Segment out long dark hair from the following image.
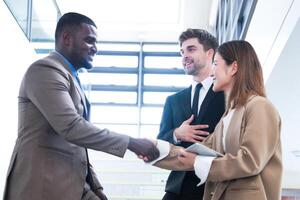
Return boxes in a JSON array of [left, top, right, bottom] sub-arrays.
[[216, 40, 266, 110]]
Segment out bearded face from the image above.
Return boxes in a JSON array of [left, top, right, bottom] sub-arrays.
[[180, 38, 209, 76]]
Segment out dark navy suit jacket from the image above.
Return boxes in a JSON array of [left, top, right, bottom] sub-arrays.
[[157, 85, 225, 196]]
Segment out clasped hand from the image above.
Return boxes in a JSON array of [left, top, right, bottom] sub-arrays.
[[177, 149, 197, 170], [128, 137, 159, 162]]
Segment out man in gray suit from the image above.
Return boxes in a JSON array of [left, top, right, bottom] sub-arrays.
[[3, 12, 159, 200]]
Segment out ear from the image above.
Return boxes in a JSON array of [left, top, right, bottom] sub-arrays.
[[206, 48, 215, 59], [62, 31, 72, 46], [230, 61, 238, 76]]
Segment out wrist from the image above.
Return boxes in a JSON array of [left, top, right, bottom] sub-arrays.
[[128, 137, 136, 151], [174, 128, 181, 140]]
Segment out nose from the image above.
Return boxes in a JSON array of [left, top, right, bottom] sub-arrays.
[[181, 51, 187, 58], [182, 54, 190, 62], [212, 68, 216, 77], [91, 43, 97, 55]]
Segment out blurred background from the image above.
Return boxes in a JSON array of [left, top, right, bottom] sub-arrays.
[[0, 0, 299, 199]]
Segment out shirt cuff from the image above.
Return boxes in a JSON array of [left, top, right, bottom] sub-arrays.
[[194, 156, 215, 186], [148, 139, 170, 165], [173, 132, 179, 143], [173, 131, 181, 144]]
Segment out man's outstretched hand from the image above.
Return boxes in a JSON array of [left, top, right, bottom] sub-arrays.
[[128, 137, 159, 162]]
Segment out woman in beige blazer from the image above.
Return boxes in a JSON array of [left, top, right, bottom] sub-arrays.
[[155, 40, 282, 200]]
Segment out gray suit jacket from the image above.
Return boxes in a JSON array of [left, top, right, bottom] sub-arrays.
[[3, 52, 130, 200]]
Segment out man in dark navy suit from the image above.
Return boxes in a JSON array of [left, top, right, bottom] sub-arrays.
[[157, 29, 225, 200]]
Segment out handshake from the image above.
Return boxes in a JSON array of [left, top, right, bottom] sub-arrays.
[[127, 137, 160, 162]]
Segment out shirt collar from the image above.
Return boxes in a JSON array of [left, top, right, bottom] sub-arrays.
[[191, 76, 213, 92], [54, 51, 78, 77]]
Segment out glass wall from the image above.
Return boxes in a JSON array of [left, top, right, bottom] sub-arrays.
[[211, 0, 258, 43], [83, 42, 187, 139], [4, 0, 59, 41], [33, 41, 187, 138]]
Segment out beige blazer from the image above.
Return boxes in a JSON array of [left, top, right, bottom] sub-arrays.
[[156, 96, 282, 200], [3, 52, 130, 200]]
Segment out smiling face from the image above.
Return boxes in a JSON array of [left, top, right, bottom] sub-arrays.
[[212, 52, 237, 94], [180, 38, 211, 77], [68, 23, 98, 70]]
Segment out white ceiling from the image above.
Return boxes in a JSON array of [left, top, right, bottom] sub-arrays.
[[33, 0, 213, 42]]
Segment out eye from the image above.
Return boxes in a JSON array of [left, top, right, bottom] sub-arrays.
[[188, 47, 196, 53], [85, 37, 96, 45], [180, 50, 184, 56]]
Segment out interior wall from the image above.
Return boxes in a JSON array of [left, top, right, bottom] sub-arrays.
[[246, 0, 300, 189], [265, 18, 300, 189], [0, 1, 36, 194], [246, 0, 299, 81]]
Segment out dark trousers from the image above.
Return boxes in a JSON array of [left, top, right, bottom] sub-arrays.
[[162, 192, 201, 200]]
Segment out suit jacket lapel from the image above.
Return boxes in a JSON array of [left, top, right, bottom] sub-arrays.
[[196, 85, 216, 123], [179, 86, 193, 119], [85, 96, 91, 120], [48, 52, 89, 119]]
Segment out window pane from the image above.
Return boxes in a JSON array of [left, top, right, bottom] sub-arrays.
[[140, 125, 160, 139], [143, 44, 179, 52], [34, 53, 48, 60], [31, 0, 57, 40], [97, 43, 140, 51], [141, 107, 163, 124], [144, 92, 174, 104], [31, 42, 54, 49], [4, 0, 28, 35], [90, 91, 136, 104], [93, 55, 138, 67], [91, 106, 138, 124], [144, 56, 182, 69], [93, 123, 138, 138], [79, 73, 137, 86], [144, 74, 191, 87]]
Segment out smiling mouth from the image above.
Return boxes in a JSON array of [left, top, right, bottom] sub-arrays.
[[184, 61, 193, 68], [88, 55, 94, 61]]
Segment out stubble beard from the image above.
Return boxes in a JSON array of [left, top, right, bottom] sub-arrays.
[[185, 63, 204, 77]]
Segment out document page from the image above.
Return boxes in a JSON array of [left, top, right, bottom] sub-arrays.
[[186, 143, 223, 157]]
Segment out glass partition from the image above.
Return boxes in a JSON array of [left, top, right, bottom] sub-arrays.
[[4, 0, 29, 38], [4, 0, 59, 41]]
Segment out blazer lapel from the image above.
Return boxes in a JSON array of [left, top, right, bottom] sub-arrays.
[[179, 86, 193, 119], [196, 85, 216, 123], [213, 120, 225, 154], [48, 52, 89, 119], [224, 107, 245, 154], [75, 82, 89, 119]]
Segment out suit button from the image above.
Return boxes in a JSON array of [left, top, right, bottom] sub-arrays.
[[210, 192, 214, 196]]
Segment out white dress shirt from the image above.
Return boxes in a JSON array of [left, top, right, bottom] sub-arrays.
[[194, 109, 235, 185], [173, 76, 214, 143]]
